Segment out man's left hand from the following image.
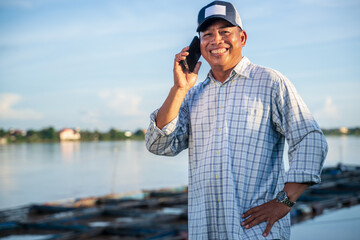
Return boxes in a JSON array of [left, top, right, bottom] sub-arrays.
[[241, 199, 291, 237]]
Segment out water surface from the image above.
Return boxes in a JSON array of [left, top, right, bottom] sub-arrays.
[[0, 136, 359, 210]]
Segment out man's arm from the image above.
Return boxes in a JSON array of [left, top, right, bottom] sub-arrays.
[[241, 74, 328, 237], [145, 47, 202, 156], [156, 46, 201, 129], [241, 182, 309, 237]]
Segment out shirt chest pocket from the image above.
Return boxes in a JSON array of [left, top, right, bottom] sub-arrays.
[[226, 97, 269, 135]]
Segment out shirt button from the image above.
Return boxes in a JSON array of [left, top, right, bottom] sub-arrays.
[[218, 128, 221, 132], [216, 150, 220, 154], [231, 79, 235, 82], [217, 198, 221, 202], [215, 174, 220, 178], [219, 106, 223, 109]]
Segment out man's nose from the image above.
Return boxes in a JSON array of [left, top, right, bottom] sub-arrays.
[[211, 32, 223, 44]]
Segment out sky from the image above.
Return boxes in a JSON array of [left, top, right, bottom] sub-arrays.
[[0, 0, 359, 132]]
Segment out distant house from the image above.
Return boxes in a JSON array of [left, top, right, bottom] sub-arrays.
[[0, 138, 7, 145], [59, 128, 81, 141], [339, 127, 349, 134]]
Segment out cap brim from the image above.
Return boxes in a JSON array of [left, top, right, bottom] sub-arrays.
[[197, 16, 239, 32]]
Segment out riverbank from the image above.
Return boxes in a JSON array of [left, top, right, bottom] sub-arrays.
[[1, 126, 359, 145], [0, 127, 146, 144]]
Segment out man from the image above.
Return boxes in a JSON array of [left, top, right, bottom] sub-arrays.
[[146, 1, 328, 239]]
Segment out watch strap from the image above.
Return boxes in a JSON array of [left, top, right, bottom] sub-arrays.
[[283, 197, 295, 207], [276, 190, 296, 207]]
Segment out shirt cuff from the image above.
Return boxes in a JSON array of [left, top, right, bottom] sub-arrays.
[[286, 170, 321, 185], [149, 109, 179, 136]]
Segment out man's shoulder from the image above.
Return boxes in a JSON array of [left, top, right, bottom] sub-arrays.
[[246, 61, 287, 83]]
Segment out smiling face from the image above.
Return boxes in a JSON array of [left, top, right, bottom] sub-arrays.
[[200, 19, 247, 74]]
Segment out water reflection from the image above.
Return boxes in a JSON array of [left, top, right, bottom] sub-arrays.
[[0, 162, 15, 199], [110, 142, 142, 194], [60, 141, 80, 163], [326, 136, 359, 166]]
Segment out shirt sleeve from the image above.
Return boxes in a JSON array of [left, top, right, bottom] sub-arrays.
[[271, 73, 328, 184], [145, 103, 190, 157]]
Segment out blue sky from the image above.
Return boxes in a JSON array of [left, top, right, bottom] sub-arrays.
[[0, 0, 359, 131]]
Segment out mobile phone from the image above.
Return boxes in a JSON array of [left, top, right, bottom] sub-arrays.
[[181, 36, 201, 73]]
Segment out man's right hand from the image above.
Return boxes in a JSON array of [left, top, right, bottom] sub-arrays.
[[155, 47, 202, 129], [174, 46, 202, 92]]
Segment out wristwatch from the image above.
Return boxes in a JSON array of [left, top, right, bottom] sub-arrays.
[[276, 190, 296, 207]]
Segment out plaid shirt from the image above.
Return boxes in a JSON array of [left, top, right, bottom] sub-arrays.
[[146, 57, 327, 239]]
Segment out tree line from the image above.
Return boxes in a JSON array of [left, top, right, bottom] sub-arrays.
[[322, 127, 359, 136], [0, 127, 145, 143], [0, 126, 358, 144]]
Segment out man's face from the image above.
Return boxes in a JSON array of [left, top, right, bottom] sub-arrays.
[[200, 19, 246, 71]]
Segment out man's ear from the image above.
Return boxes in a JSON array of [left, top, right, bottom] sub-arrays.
[[240, 30, 247, 46]]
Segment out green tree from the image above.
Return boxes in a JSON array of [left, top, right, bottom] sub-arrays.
[[40, 127, 58, 141], [134, 129, 145, 139], [108, 128, 126, 140], [0, 129, 6, 137], [27, 129, 40, 142]]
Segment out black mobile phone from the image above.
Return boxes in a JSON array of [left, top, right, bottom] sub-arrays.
[[181, 36, 201, 73]]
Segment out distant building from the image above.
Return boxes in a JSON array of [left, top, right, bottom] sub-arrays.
[[0, 138, 7, 145], [9, 128, 26, 136], [59, 128, 81, 141], [339, 127, 349, 134], [124, 131, 132, 137]]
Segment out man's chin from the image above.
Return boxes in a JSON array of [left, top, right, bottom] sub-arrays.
[[209, 60, 228, 68]]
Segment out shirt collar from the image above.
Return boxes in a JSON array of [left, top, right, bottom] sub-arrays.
[[232, 56, 251, 79], [205, 56, 252, 84]]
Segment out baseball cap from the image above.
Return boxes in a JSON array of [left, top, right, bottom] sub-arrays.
[[197, 1, 243, 32]]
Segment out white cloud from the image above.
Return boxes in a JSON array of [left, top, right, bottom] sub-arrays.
[[98, 89, 144, 117], [314, 96, 340, 124], [0, 93, 43, 120]]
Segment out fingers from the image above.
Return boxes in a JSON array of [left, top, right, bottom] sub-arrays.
[[242, 216, 274, 237], [174, 47, 190, 74], [241, 207, 256, 219], [192, 61, 202, 74], [241, 200, 291, 237], [263, 221, 274, 237], [241, 212, 266, 229], [174, 46, 189, 63], [173, 46, 199, 90], [241, 208, 257, 229]]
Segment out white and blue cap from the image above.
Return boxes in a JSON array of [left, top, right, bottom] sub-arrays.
[[197, 1, 243, 32]]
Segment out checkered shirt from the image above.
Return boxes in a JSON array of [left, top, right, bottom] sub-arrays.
[[145, 57, 328, 239]]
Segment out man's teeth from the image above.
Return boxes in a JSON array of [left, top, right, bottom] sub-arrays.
[[211, 48, 227, 54]]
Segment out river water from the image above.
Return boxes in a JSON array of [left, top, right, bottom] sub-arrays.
[[0, 140, 188, 210], [0, 136, 359, 211]]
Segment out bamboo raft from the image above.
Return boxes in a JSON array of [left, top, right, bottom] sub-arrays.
[[1, 165, 360, 240]]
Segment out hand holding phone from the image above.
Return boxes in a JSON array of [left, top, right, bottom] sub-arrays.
[[180, 36, 201, 73]]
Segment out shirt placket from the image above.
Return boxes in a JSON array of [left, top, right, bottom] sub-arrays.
[[215, 82, 227, 236]]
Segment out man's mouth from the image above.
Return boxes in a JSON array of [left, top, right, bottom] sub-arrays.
[[210, 48, 227, 54]]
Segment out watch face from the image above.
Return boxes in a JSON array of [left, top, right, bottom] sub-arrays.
[[276, 190, 286, 202]]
